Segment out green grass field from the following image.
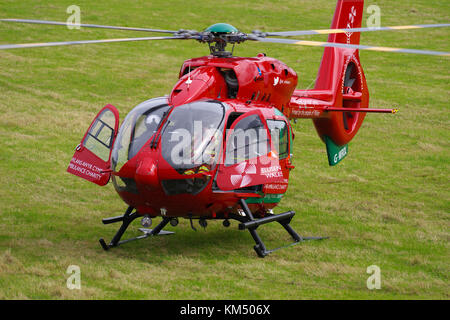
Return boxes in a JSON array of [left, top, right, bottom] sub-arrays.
[[0, 0, 448, 299]]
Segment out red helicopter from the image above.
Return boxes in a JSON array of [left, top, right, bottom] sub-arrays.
[[2, 0, 448, 257]]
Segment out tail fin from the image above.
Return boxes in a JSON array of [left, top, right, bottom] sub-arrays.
[[315, 0, 365, 91], [288, 1, 393, 165], [311, 0, 369, 146], [328, 0, 365, 45]]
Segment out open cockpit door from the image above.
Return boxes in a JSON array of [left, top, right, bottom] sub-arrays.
[[216, 110, 283, 191], [67, 105, 119, 186]]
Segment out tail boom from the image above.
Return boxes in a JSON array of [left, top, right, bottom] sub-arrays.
[[289, 91, 397, 119]]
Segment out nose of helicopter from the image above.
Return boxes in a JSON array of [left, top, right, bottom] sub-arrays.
[[134, 157, 159, 190]]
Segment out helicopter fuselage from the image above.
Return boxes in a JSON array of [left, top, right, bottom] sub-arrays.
[[62, 0, 402, 255], [109, 54, 299, 219]]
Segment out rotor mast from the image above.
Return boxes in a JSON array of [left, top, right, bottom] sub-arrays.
[[198, 23, 247, 57]]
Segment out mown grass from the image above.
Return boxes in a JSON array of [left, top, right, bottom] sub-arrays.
[[0, 0, 448, 299]]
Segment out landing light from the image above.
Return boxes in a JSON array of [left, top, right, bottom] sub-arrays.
[[141, 215, 152, 228]]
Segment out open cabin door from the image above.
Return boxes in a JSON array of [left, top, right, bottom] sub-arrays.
[[67, 105, 119, 186], [216, 110, 283, 191]]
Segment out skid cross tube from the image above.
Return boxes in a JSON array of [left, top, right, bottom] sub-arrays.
[[238, 211, 295, 230], [99, 206, 173, 251], [237, 199, 328, 257]]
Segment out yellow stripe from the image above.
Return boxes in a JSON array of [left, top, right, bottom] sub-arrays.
[[389, 25, 421, 30], [292, 41, 450, 57], [365, 46, 401, 52], [314, 28, 346, 34], [21, 43, 47, 47], [294, 40, 325, 46]]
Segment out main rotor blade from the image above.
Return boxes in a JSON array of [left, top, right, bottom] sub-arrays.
[[0, 36, 184, 50], [263, 23, 450, 37], [0, 18, 177, 34], [253, 37, 450, 57]]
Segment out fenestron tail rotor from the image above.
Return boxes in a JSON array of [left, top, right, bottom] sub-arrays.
[[344, 63, 356, 88], [342, 63, 356, 131], [0, 18, 449, 56]]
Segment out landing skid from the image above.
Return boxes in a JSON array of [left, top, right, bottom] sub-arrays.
[[99, 206, 173, 251], [98, 203, 328, 257], [233, 199, 328, 258]]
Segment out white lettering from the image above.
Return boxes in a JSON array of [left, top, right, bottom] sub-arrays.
[[66, 265, 81, 290], [66, 5, 81, 30], [180, 304, 214, 317], [366, 5, 381, 29], [366, 265, 381, 290]]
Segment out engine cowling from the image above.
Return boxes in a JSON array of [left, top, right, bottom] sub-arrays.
[[169, 66, 227, 107]]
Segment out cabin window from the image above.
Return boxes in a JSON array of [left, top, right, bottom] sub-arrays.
[[128, 105, 170, 159], [225, 114, 270, 166], [267, 120, 289, 159], [111, 97, 169, 172]]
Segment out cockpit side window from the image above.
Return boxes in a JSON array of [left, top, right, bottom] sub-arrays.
[[128, 105, 170, 159], [111, 97, 169, 172]]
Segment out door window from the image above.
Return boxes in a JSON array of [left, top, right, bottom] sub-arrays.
[[83, 109, 116, 161], [267, 120, 289, 159], [67, 104, 119, 186], [225, 114, 270, 166], [217, 111, 284, 191]]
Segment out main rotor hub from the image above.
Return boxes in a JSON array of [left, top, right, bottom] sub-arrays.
[[204, 23, 239, 34], [200, 23, 246, 57], [173, 23, 255, 57]]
